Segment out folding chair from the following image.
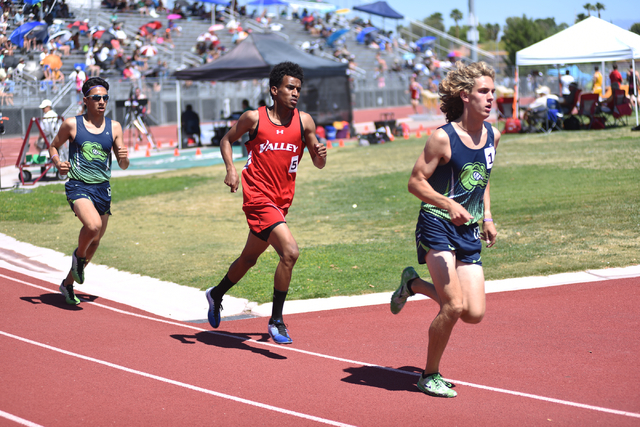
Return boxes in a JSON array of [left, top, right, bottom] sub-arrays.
[[544, 98, 563, 132], [496, 97, 514, 123], [611, 89, 632, 127], [576, 93, 599, 129]]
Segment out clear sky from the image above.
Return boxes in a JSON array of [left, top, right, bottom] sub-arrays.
[[332, 0, 635, 32]]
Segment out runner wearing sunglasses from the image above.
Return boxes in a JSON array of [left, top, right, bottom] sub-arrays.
[[48, 77, 129, 305]]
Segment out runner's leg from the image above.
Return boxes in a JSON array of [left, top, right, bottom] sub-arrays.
[[424, 250, 463, 375]]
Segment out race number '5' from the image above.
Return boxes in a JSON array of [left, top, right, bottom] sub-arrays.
[[289, 155, 299, 173]]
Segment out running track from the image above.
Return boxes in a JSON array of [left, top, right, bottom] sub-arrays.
[[1, 267, 639, 426]]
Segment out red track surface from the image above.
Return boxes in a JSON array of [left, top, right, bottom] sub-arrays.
[[1, 267, 639, 426]]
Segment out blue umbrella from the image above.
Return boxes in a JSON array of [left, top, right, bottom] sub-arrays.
[[326, 28, 349, 48], [356, 26, 377, 44], [23, 0, 43, 4], [416, 36, 436, 46], [9, 21, 47, 48], [246, 0, 289, 5]]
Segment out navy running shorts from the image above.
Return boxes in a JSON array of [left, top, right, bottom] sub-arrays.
[[415, 210, 482, 265], [65, 179, 112, 216]]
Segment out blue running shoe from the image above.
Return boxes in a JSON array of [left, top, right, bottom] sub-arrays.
[[205, 287, 222, 329], [268, 320, 292, 344], [71, 248, 86, 284]]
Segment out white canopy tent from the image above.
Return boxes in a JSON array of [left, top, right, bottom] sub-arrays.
[[515, 16, 640, 126]]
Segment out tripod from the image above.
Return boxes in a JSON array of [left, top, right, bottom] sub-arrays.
[[123, 97, 157, 149]]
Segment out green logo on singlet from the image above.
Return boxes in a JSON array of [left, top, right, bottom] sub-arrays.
[[81, 142, 107, 162], [459, 162, 488, 191]]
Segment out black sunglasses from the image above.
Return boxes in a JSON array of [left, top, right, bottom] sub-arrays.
[[88, 94, 109, 102]]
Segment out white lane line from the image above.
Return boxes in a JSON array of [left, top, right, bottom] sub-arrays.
[[5, 274, 640, 420], [0, 331, 356, 427], [0, 409, 44, 427]]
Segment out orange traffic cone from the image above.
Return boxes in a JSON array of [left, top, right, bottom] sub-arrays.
[[147, 142, 152, 150], [427, 128, 432, 136], [134, 143, 139, 151], [403, 131, 409, 139], [327, 141, 333, 149], [338, 139, 344, 147], [174, 148, 180, 156], [157, 140, 162, 148], [416, 130, 421, 138], [419, 124, 424, 131], [145, 149, 150, 157], [196, 147, 202, 155]]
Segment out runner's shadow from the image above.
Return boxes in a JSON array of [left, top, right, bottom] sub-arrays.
[[170, 331, 287, 360], [20, 292, 99, 311], [341, 366, 422, 392]]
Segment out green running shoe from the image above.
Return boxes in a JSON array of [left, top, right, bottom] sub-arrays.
[[71, 248, 86, 284], [417, 373, 457, 398], [390, 266, 419, 314], [60, 282, 80, 305]]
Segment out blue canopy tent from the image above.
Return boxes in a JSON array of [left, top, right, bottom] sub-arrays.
[[353, 1, 403, 31], [199, 0, 230, 25], [9, 22, 48, 48]]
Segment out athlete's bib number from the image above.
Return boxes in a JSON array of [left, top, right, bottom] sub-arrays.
[[289, 155, 299, 173], [484, 146, 495, 170]]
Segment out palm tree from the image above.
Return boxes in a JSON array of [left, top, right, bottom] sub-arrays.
[[594, 2, 605, 18], [583, 3, 593, 16], [450, 8, 463, 39]]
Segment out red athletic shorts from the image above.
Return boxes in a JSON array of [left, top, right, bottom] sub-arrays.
[[242, 204, 288, 234]]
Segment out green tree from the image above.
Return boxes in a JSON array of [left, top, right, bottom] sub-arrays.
[[583, 3, 595, 16], [447, 25, 469, 42], [502, 15, 546, 66], [630, 23, 640, 36], [423, 12, 445, 32], [535, 17, 568, 38], [594, 2, 605, 18], [575, 13, 588, 23], [450, 8, 463, 39]]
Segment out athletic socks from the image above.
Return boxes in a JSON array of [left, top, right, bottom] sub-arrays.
[[270, 288, 288, 322], [407, 278, 416, 296], [211, 274, 235, 301]]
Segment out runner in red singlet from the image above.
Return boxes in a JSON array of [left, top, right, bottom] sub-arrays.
[[205, 62, 327, 344]]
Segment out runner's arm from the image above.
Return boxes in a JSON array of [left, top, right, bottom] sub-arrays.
[[301, 111, 326, 169], [112, 120, 129, 170], [481, 127, 501, 247], [220, 110, 258, 192], [48, 118, 74, 175], [408, 128, 473, 226]]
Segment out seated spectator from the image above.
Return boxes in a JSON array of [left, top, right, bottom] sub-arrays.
[[559, 82, 579, 114], [85, 50, 101, 77], [51, 67, 65, 89], [0, 68, 12, 106], [522, 85, 559, 130]]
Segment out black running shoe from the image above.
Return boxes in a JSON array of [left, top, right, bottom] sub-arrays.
[[71, 249, 86, 284]]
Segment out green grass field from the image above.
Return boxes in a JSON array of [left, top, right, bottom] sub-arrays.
[[1, 127, 638, 303]]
